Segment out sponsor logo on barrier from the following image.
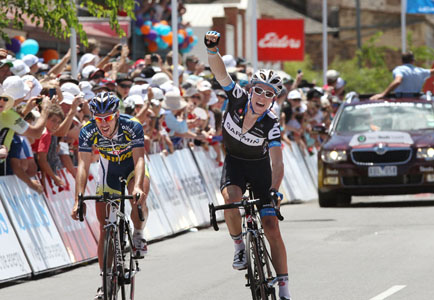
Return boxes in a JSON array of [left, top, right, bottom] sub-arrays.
[[0, 211, 8, 234]]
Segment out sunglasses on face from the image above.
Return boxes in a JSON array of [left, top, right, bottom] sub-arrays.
[[252, 86, 275, 99], [191, 95, 201, 99], [92, 74, 104, 80], [94, 112, 117, 123], [119, 83, 132, 89], [0, 97, 9, 102]]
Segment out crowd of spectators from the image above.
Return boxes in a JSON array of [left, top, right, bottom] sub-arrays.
[[0, 31, 348, 194]]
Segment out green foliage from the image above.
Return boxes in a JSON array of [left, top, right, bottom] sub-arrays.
[[407, 31, 434, 67], [283, 55, 322, 85], [0, 0, 136, 45]]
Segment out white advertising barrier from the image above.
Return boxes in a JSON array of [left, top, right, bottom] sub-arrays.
[[301, 147, 319, 189], [148, 153, 197, 233], [0, 195, 32, 283], [0, 176, 71, 274], [163, 149, 211, 227], [43, 169, 98, 263]]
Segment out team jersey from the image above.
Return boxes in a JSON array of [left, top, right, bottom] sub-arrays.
[[221, 81, 281, 160], [79, 114, 145, 163]]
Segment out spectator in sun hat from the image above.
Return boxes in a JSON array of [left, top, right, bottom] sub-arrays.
[[115, 74, 133, 100], [61, 82, 81, 97], [22, 74, 42, 100], [185, 54, 199, 75], [77, 53, 97, 74], [22, 54, 40, 74], [79, 81, 95, 101], [11, 59, 30, 77], [59, 72, 79, 86], [151, 72, 172, 87], [197, 80, 212, 108], [2, 75, 31, 107], [0, 58, 13, 84]]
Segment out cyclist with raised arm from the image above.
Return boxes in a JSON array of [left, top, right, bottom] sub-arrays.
[[70, 92, 150, 300], [205, 32, 292, 300]]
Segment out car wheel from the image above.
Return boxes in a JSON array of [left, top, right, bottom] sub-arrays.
[[318, 191, 338, 207]]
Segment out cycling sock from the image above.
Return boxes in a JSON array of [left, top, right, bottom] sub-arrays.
[[133, 228, 144, 237], [231, 233, 245, 251], [277, 274, 291, 299]]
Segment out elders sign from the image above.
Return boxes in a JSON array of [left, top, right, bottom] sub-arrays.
[[257, 19, 304, 61]]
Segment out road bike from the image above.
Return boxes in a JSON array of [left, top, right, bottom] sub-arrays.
[[209, 184, 284, 300], [78, 177, 145, 300]]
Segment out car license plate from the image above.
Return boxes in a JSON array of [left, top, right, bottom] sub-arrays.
[[368, 166, 397, 177]]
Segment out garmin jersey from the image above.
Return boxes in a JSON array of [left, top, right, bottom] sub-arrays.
[[221, 81, 281, 160], [79, 114, 145, 162]]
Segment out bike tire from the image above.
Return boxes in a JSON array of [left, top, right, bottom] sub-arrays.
[[121, 227, 136, 300], [103, 227, 119, 300], [246, 231, 267, 299], [258, 237, 277, 300]]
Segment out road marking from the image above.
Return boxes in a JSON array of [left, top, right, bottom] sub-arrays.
[[369, 285, 406, 300]]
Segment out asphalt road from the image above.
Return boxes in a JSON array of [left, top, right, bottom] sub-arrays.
[[2, 195, 434, 300]]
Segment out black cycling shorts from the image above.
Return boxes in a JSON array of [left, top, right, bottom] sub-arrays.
[[220, 154, 274, 216]]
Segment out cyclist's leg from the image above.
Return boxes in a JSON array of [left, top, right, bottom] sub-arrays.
[[95, 201, 107, 270]]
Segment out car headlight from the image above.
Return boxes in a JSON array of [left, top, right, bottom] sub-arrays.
[[321, 150, 347, 163], [417, 147, 434, 160]]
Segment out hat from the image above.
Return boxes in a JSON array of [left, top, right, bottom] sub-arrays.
[[141, 67, 156, 81], [222, 54, 237, 69], [159, 82, 177, 93], [78, 53, 96, 72], [133, 75, 148, 83], [115, 74, 132, 84], [0, 58, 13, 68], [133, 59, 146, 69], [193, 107, 208, 120], [22, 54, 39, 67], [11, 60, 30, 77], [161, 90, 187, 111], [215, 90, 227, 98], [61, 82, 81, 96], [336, 77, 346, 89], [22, 75, 42, 99], [2, 75, 30, 101], [124, 95, 144, 108], [129, 84, 149, 101], [207, 91, 218, 106], [326, 69, 340, 81], [151, 72, 172, 86], [82, 65, 97, 79], [197, 80, 212, 92], [79, 81, 95, 101], [294, 103, 307, 114], [288, 89, 302, 100], [60, 92, 75, 105], [186, 54, 198, 63], [151, 87, 164, 100]]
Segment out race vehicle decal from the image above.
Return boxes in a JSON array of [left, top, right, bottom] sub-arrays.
[[349, 131, 413, 147]]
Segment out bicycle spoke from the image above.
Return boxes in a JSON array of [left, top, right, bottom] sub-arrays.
[[104, 227, 119, 300]]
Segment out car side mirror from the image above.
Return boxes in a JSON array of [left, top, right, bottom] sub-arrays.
[[312, 123, 328, 134]]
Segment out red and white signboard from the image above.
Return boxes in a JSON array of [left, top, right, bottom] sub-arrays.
[[257, 19, 304, 62]]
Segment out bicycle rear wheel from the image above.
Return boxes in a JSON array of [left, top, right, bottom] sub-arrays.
[[103, 227, 119, 300], [246, 231, 267, 299]]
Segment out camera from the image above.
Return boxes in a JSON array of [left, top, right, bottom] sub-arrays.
[[117, 45, 122, 51], [151, 54, 159, 63], [49, 88, 56, 99], [35, 97, 43, 105]]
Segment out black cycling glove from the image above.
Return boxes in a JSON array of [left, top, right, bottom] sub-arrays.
[[204, 31, 221, 49]]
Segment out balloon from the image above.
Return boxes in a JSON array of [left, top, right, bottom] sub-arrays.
[[13, 35, 26, 43], [156, 37, 168, 50], [191, 35, 198, 46], [20, 39, 39, 55], [186, 28, 193, 36], [180, 47, 189, 54], [162, 32, 173, 45], [178, 34, 184, 44], [148, 41, 158, 52], [144, 20, 153, 27], [6, 38, 21, 53], [42, 49, 59, 63], [135, 27, 143, 36], [178, 29, 187, 38], [16, 52, 24, 59], [140, 25, 150, 35], [160, 20, 168, 26], [147, 29, 158, 41], [156, 25, 171, 36], [135, 16, 144, 27]]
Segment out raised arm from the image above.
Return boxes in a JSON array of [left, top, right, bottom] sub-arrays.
[[204, 31, 232, 87]]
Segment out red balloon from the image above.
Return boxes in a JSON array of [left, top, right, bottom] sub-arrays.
[[42, 49, 59, 63], [148, 41, 158, 52], [141, 25, 150, 35]]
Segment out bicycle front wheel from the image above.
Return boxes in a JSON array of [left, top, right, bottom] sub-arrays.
[[103, 227, 119, 300], [121, 228, 137, 300], [246, 231, 267, 299], [258, 237, 277, 300]]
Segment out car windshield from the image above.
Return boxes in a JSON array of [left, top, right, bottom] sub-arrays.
[[335, 102, 434, 133]]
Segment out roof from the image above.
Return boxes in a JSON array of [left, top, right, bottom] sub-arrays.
[[183, 0, 329, 34]]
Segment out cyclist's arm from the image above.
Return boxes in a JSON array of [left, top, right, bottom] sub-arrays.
[[132, 146, 145, 192], [75, 151, 92, 202], [269, 146, 284, 190]]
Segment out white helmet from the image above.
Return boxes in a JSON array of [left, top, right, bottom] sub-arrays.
[[251, 69, 283, 94], [326, 69, 340, 82]]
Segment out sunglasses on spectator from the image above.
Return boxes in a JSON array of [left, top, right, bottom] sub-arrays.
[[191, 95, 201, 99], [119, 83, 132, 89], [94, 112, 117, 123], [252, 86, 275, 99], [92, 74, 104, 80], [0, 96, 9, 102]]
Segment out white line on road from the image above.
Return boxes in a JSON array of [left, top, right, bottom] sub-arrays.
[[369, 285, 407, 300]]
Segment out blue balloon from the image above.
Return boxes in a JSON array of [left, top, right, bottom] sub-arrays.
[[16, 52, 24, 59], [135, 27, 143, 36], [135, 16, 144, 27], [144, 20, 153, 27], [186, 28, 193, 36], [180, 47, 189, 54], [156, 37, 168, 50], [191, 35, 198, 46], [178, 34, 184, 44], [157, 25, 171, 36], [20, 39, 39, 55]]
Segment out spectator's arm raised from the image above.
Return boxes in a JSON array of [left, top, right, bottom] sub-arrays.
[[97, 43, 122, 71], [21, 96, 50, 139], [54, 95, 82, 137]]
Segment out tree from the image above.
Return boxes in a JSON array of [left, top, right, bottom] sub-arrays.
[[0, 0, 136, 45]]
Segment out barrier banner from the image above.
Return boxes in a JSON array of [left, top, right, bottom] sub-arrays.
[[0, 194, 32, 282], [43, 169, 98, 263], [288, 142, 317, 200], [302, 147, 319, 189], [0, 176, 71, 274], [282, 145, 311, 201], [164, 149, 210, 226], [148, 154, 196, 232]]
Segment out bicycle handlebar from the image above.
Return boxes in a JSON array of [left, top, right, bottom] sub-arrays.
[[208, 197, 284, 231], [78, 193, 144, 222]]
